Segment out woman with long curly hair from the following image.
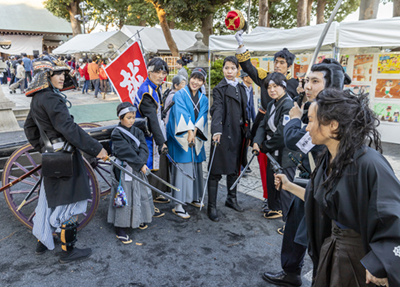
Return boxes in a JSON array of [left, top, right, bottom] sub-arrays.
[[275, 88, 400, 286]]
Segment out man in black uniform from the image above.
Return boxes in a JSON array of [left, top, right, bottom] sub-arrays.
[[24, 56, 108, 263], [262, 59, 351, 286]]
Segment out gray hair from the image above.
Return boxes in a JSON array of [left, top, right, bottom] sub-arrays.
[[172, 75, 186, 90]]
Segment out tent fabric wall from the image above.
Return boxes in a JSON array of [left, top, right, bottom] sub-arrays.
[[0, 35, 43, 55], [338, 17, 400, 49], [209, 22, 338, 55], [121, 25, 197, 54], [52, 31, 130, 54]]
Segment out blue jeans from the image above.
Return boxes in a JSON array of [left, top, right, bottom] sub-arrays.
[[82, 80, 90, 93], [91, 79, 100, 97]]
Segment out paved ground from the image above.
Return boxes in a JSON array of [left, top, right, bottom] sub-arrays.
[[0, 84, 399, 286]]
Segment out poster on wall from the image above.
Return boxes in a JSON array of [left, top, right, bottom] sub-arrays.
[[340, 55, 349, 73], [353, 54, 374, 82], [377, 54, 400, 74], [375, 79, 400, 99], [260, 56, 274, 73], [293, 55, 310, 79], [344, 84, 370, 94], [374, 103, 400, 123]]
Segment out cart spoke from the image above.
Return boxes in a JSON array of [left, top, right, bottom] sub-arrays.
[[82, 212, 87, 217], [28, 211, 36, 222], [24, 152, 38, 168], [23, 195, 39, 207], [9, 190, 30, 194], [96, 168, 111, 187]]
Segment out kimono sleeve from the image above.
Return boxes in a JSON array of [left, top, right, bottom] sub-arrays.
[[283, 119, 307, 151], [43, 96, 102, 157], [195, 93, 209, 141], [172, 90, 195, 135], [138, 93, 166, 147], [253, 113, 267, 146], [360, 155, 400, 286]]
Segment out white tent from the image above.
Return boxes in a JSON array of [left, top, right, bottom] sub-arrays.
[[53, 31, 130, 54], [338, 17, 400, 50], [209, 22, 339, 55], [0, 35, 43, 55], [121, 25, 197, 54]]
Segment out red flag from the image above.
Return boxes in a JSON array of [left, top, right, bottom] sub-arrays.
[[104, 42, 147, 105]]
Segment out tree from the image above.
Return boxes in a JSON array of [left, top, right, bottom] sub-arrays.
[[147, 0, 179, 56], [297, 0, 308, 26], [316, 0, 326, 23], [393, 0, 400, 17], [44, 0, 82, 36], [259, 0, 269, 27], [359, 0, 379, 20]]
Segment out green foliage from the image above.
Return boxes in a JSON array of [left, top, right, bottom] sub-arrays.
[[210, 59, 225, 89], [43, 0, 74, 21], [325, 0, 361, 22]]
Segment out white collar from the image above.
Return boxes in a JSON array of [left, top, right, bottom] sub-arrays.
[[225, 77, 238, 87]]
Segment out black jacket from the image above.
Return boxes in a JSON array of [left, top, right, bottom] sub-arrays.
[[210, 78, 248, 175], [253, 94, 295, 168], [111, 124, 149, 173], [24, 87, 103, 208], [306, 147, 400, 285]]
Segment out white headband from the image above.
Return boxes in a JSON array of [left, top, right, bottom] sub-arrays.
[[118, 106, 137, 117]]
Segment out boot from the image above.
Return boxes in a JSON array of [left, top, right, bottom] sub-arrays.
[[207, 179, 219, 222], [225, 175, 244, 212], [102, 92, 106, 99], [35, 240, 48, 255], [58, 221, 92, 264]]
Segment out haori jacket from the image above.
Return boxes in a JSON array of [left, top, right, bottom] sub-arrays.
[[166, 85, 208, 164]]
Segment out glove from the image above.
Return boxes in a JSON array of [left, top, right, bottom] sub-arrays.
[[235, 29, 244, 46], [160, 145, 168, 155]]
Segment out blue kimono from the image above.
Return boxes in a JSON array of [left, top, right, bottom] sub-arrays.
[[135, 77, 166, 170], [166, 86, 208, 163]]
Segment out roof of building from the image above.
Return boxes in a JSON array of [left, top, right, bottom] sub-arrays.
[[0, 0, 72, 35]]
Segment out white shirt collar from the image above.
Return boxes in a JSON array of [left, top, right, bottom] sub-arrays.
[[225, 77, 239, 87]]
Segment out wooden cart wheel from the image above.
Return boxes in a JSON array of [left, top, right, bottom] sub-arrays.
[[1, 143, 100, 231]]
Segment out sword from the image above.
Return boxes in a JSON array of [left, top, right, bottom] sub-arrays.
[[106, 157, 185, 205], [229, 150, 259, 190], [145, 169, 180, 191], [266, 152, 283, 192], [17, 176, 42, 211], [306, 0, 343, 75], [199, 141, 219, 211], [166, 153, 195, 181]]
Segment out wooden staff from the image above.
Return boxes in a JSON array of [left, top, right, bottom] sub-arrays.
[[0, 165, 41, 193]]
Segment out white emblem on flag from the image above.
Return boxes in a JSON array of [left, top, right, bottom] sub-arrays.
[[394, 245, 400, 257], [120, 60, 145, 105]]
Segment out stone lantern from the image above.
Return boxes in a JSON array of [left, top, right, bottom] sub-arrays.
[[185, 32, 209, 70]]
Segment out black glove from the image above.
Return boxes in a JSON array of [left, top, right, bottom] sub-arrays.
[[159, 144, 168, 155]]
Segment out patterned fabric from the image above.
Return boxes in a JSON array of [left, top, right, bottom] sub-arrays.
[[236, 50, 251, 63]]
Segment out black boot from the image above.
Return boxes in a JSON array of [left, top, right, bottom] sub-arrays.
[[262, 270, 302, 287], [35, 240, 48, 255], [207, 179, 219, 222], [225, 175, 244, 212], [58, 221, 92, 264]]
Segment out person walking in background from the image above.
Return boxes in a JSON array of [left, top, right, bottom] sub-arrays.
[[10, 59, 25, 94], [87, 58, 100, 98], [176, 59, 188, 82], [99, 59, 109, 99], [22, 53, 32, 89], [80, 59, 90, 94]]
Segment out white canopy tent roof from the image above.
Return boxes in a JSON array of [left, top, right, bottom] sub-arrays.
[[338, 17, 400, 50], [121, 25, 197, 54], [53, 31, 130, 54], [209, 22, 339, 55]]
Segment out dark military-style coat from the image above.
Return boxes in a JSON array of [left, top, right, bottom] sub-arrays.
[[24, 87, 102, 208], [209, 78, 248, 175]]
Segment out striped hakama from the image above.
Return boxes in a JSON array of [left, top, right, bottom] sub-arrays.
[[171, 162, 204, 203]]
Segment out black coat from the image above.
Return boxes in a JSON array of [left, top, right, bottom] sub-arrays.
[[209, 79, 248, 175], [306, 147, 400, 285], [111, 124, 149, 173], [253, 94, 295, 168], [24, 87, 103, 208]]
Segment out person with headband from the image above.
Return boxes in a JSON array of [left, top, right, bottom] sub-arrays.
[[24, 55, 108, 263], [252, 72, 298, 224], [263, 58, 351, 287], [136, 57, 170, 206], [208, 56, 250, 222], [275, 88, 400, 287], [166, 67, 208, 218], [163, 75, 186, 125], [108, 102, 160, 244]]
